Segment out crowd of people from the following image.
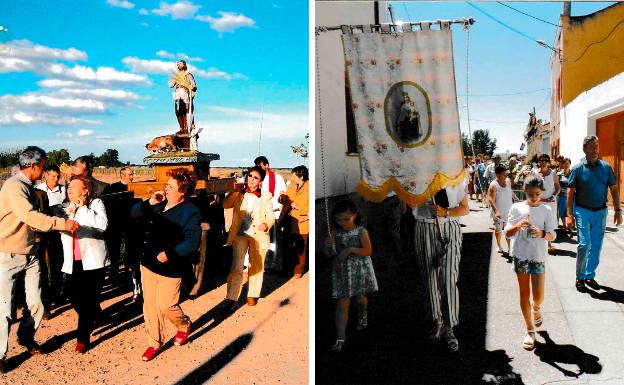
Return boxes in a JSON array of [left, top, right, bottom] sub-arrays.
[[327, 135, 621, 354], [0, 146, 309, 372]]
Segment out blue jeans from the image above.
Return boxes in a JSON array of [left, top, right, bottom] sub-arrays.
[[574, 206, 607, 279], [0, 252, 44, 360]]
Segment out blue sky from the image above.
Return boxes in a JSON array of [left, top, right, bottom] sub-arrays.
[[390, 1, 616, 155], [0, 0, 308, 167]]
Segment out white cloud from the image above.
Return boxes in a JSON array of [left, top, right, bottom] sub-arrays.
[[107, 0, 135, 9], [140, 22, 149, 27], [196, 105, 307, 144], [0, 39, 87, 61], [196, 12, 255, 33], [57, 88, 141, 102], [139, 8, 149, 15], [1, 94, 107, 114], [77, 129, 96, 136], [152, 1, 201, 19], [0, 111, 101, 126], [38, 79, 85, 88], [122, 56, 238, 80], [178, 53, 203, 62], [156, 50, 175, 59], [123, 57, 176, 75], [56, 132, 74, 138]]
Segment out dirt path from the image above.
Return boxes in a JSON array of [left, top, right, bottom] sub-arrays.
[[4, 273, 308, 385]]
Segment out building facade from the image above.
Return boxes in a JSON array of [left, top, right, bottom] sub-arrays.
[[549, 3, 624, 199]]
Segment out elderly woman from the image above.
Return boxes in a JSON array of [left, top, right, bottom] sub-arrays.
[[412, 182, 469, 352], [59, 176, 109, 354], [278, 165, 309, 278], [131, 168, 201, 361], [223, 165, 275, 311]]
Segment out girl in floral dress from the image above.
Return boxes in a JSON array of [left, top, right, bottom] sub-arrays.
[[326, 200, 378, 352]]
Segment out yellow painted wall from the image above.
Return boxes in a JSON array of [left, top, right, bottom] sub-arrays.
[[561, 3, 624, 106]]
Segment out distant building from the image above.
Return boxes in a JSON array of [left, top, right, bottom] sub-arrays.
[[549, 2, 624, 197]]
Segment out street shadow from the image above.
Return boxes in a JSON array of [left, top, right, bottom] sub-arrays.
[[549, 249, 577, 258], [533, 331, 601, 378], [315, 230, 525, 384], [585, 285, 624, 304], [605, 226, 619, 233], [40, 329, 77, 354], [185, 300, 234, 345], [174, 333, 254, 385], [552, 230, 577, 244]]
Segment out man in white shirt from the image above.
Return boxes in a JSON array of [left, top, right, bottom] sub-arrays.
[[35, 164, 67, 310], [35, 164, 66, 207], [254, 156, 287, 271]]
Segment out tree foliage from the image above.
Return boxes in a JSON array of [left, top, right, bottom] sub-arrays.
[[97, 149, 121, 167], [47, 148, 71, 166], [0, 148, 22, 168], [462, 129, 498, 156]]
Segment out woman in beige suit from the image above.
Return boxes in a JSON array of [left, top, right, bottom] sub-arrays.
[[224, 166, 275, 311]]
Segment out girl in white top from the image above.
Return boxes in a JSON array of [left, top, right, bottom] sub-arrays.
[[504, 175, 556, 351], [487, 164, 514, 254], [534, 154, 560, 253]]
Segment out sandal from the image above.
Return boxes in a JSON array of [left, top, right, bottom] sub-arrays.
[[356, 312, 368, 331], [533, 306, 543, 328], [331, 339, 345, 352], [522, 330, 536, 350]]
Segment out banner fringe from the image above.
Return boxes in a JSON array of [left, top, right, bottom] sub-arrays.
[[356, 169, 467, 207]]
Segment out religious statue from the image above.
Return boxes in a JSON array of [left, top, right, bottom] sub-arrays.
[[168, 60, 197, 135], [396, 92, 421, 142]]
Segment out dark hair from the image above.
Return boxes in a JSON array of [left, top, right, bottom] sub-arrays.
[[254, 156, 269, 166], [45, 164, 61, 174], [178, 60, 187, 70], [291, 165, 308, 181], [538, 153, 550, 162], [166, 168, 197, 198], [495, 164, 507, 175], [69, 175, 94, 203], [563, 157, 571, 164], [74, 156, 94, 176], [330, 199, 361, 228], [248, 165, 266, 181], [19, 146, 47, 169], [523, 174, 544, 191]]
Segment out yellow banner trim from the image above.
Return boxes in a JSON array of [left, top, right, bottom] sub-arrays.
[[357, 168, 467, 207]]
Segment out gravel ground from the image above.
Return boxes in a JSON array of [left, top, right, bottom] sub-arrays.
[[3, 272, 308, 385]]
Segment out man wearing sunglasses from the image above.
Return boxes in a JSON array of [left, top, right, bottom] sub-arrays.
[[567, 136, 622, 292]]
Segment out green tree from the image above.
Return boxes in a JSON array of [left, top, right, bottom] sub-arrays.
[[47, 149, 71, 166], [97, 149, 121, 167], [0, 148, 22, 168], [462, 129, 497, 156]]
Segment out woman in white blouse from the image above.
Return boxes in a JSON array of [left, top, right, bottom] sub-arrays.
[[412, 181, 469, 353], [60, 176, 109, 353], [223, 165, 275, 311]]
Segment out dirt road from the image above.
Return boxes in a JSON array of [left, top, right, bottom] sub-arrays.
[[3, 272, 308, 385]]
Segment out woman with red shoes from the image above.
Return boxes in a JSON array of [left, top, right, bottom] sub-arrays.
[[59, 176, 109, 354], [130, 168, 202, 361]]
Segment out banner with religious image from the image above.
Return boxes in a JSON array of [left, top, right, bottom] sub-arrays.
[[342, 26, 465, 206]]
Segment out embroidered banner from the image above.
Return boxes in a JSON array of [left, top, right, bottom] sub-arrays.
[[342, 28, 465, 206]]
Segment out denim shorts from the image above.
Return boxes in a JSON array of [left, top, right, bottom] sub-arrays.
[[513, 257, 545, 275]]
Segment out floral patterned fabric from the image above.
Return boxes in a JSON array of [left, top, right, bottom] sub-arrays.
[[331, 226, 379, 299], [342, 28, 465, 206]]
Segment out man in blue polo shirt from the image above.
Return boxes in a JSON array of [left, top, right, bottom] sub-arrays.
[[566, 135, 622, 292]]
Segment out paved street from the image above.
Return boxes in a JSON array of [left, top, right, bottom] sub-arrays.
[[316, 199, 624, 385]]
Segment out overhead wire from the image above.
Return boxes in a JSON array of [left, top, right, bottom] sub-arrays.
[[495, 2, 559, 27], [457, 88, 550, 97], [466, 2, 538, 43]]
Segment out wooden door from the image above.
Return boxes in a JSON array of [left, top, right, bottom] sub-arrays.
[[596, 112, 624, 206]]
